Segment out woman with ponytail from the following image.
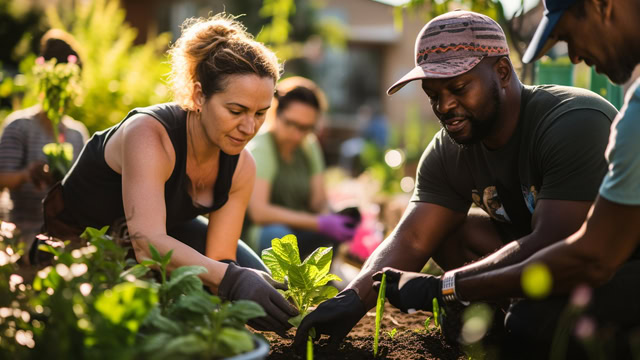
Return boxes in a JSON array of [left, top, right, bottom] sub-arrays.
[[38, 14, 298, 334]]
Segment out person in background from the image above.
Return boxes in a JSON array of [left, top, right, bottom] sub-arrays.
[[294, 10, 619, 351], [245, 76, 357, 258], [36, 14, 298, 335], [0, 29, 89, 253]]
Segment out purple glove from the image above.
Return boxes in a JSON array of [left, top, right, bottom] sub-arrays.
[[317, 214, 357, 242]]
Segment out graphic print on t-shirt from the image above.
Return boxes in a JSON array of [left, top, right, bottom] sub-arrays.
[[471, 186, 511, 222], [521, 185, 538, 214]]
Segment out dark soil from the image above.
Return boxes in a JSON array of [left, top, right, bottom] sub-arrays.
[[260, 302, 467, 360]]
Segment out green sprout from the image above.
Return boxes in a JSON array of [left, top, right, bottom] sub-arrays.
[[374, 272, 387, 357], [386, 328, 398, 340]]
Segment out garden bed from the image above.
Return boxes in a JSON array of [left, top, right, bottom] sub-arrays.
[[261, 302, 466, 360]]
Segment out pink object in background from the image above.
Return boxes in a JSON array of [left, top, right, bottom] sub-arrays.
[[348, 205, 384, 262]]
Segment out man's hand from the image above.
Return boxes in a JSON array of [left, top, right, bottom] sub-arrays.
[[293, 289, 366, 349], [27, 161, 54, 190], [372, 267, 442, 313], [218, 263, 298, 335]]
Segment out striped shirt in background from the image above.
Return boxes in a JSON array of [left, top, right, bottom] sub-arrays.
[[0, 105, 88, 237]]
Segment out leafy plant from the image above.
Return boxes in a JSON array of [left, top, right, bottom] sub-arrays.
[[137, 244, 265, 360], [386, 328, 398, 340], [374, 272, 387, 357], [32, 55, 81, 181], [261, 234, 342, 327], [0, 223, 267, 359]]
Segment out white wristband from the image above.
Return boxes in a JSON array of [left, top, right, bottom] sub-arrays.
[[441, 271, 470, 306]]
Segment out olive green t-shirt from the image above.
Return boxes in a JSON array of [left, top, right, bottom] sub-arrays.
[[412, 85, 618, 239], [248, 131, 325, 212]]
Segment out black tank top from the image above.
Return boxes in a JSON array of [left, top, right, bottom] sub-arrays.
[[61, 103, 240, 230]]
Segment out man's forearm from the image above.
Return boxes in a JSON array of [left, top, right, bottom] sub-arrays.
[[0, 170, 29, 189], [456, 197, 640, 301], [456, 233, 600, 301]]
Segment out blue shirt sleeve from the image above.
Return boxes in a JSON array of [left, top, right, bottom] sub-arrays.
[[599, 80, 640, 205]]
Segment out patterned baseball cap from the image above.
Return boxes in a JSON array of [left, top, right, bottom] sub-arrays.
[[387, 10, 509, 95]]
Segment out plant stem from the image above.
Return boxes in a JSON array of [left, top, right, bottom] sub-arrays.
[[374, 273, 387, 357], [307, 335, 313, 360]]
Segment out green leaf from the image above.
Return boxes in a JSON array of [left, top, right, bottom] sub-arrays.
[[80, 225, 110, 240], [120, 264, 150, 279], [161, 249, 173, 267], [216, 328, 254, 356], [302, 246, 333, 280], [308, 285, 339, 307], [225, 300, 266, 323], [272, 235, 301, 266], [288, 313, 305, 328], [171, 292, 216, 314], [163, 334, 208, 356], [288, 263, 315, 291], [167, 275, 204, 298], [143, 308, 182, 334], [167, 266, 207, 288], [140, 259, 160, 267], [262, 247, 286, 282], [139, 333, 172, 353], [148, 244, 162, 262], [374, 273, 387, 357], [94, 282, 157, 332], [314, 273, 342, 287]]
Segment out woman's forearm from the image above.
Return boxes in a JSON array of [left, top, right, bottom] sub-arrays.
[[130, 232, 228, 292], [249, 202, 319, 230]]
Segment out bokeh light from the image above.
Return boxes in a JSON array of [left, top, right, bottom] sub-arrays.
[[521, 262, 552, 299], [384, 149, 404, 168], [400, 176, 415, 192]]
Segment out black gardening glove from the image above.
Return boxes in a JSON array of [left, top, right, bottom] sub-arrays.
[[293, 289, 367, 350], [218, 263, 298, 335], [372, 267, 442, 313]]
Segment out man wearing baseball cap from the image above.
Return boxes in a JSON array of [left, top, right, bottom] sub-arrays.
[[382, 0, 640, 358], [294, 10, 619, 353]]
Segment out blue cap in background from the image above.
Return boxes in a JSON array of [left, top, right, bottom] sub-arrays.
[[523, 0, 579, 63]]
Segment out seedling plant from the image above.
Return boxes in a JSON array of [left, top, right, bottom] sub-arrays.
[[374, 272, 387, 357], [261, 235, 342, 359]]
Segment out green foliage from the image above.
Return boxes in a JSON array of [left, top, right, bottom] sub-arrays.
[[2, 0, 171, 134], [261, 234, 341, 327], [374, 272, 387, 357], [0, 224, 265, 359], [256, 0, 346, 60], [138, 244, 265, 360], [386, 327, 398, 340], [32, 56, 81, 180], [48, 0, 171, 134]]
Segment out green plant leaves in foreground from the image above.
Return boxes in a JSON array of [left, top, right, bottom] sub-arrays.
[[0, 225, 266, 359], [261, 234, 342, 322]]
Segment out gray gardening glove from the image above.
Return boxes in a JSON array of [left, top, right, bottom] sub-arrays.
[[218, 262, 298, 335]]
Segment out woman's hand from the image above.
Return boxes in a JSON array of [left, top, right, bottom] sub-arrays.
[[218, 262, 298, 335]]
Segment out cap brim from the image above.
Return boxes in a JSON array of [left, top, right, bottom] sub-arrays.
[[523, 10, 564, 64], [387, 56, 483, 95]]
